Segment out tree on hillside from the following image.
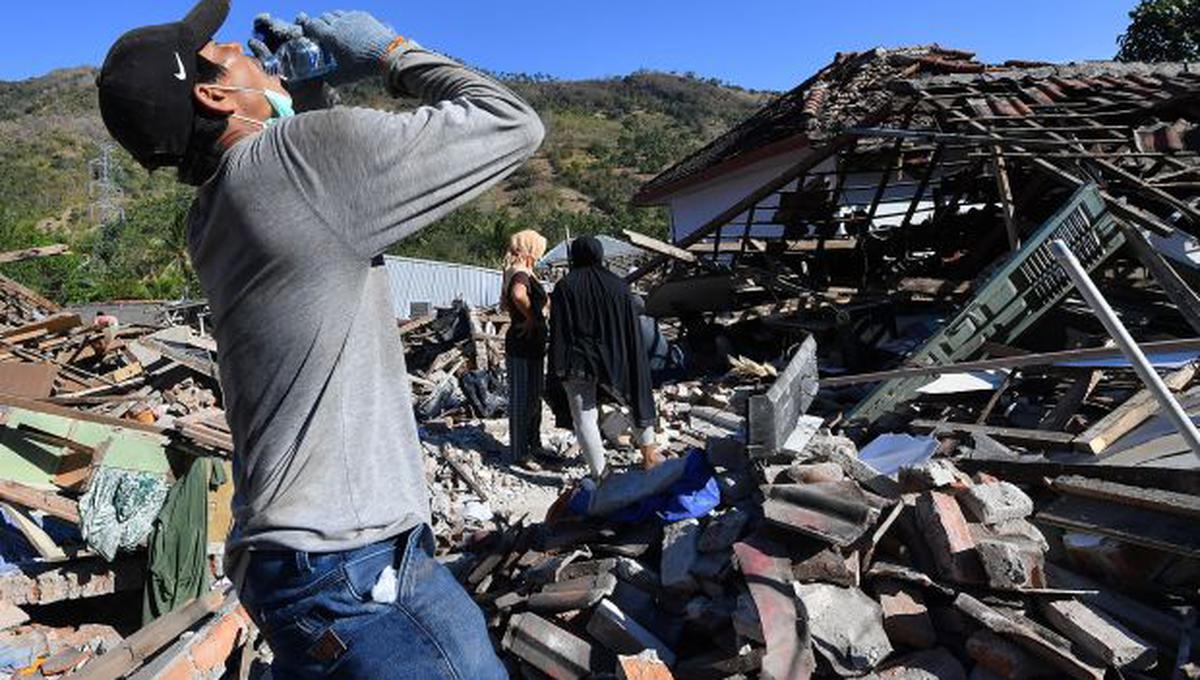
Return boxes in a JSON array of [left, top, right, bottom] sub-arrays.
[[1116, 0, 1200, 62]]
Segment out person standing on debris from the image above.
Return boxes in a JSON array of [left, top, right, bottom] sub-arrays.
[[501, 229, 549, 467], [549, 235, 663, 476], [97, 2, 541, 678]]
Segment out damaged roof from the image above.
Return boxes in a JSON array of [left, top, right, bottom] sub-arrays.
[[633, 45, 988, 204], [634, 46, 1200, 205]]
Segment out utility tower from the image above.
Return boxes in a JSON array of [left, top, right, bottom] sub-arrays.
[[88, 143, 125, 225]]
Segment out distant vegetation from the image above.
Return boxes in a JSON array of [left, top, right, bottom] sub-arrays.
[[0, 66, 768, 303]]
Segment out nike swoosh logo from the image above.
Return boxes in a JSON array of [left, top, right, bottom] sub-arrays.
[[173, 52, 187, 81]]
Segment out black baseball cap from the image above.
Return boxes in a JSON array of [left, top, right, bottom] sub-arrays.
[[97, 0, 231, 170]]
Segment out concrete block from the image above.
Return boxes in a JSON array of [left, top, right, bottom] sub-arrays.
[[796, 583, 893, 676], [877, 580, 936, 649], [660, 518, 700, 596], [975, 535, 1045, 590], [748, 335, 818, 456], [698, 507, 749, 552], [960, 482, 1033, 523], [586, 599, 676, 667], [989, 518, 1048, 552], [915, 491, 984, 584], [1042, 599, 1157, 670], [899, 459, 961, 491]]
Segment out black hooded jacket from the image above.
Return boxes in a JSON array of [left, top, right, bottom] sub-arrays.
[[547, 235, 656, 427]]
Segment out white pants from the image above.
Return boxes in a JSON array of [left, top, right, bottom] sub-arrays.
[[563, 378, 654, 478]]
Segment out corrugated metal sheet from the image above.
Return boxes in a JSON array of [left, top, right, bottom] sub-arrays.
[[383, 255, 503, 319]]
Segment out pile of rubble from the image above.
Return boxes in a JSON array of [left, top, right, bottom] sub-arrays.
[[0, 260, 250, 679], [439, 339, 1198, 679]]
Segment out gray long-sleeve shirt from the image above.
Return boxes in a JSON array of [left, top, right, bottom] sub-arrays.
[[186, 44, 544, 578]]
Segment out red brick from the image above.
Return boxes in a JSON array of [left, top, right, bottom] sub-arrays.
[[877, 580, 936, 649], [189, 610, 248, 671], [916, 491, 983, 584], [618, 653, 675, 680]]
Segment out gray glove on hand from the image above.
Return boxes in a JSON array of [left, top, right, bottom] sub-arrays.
[[247, 13, 339, 112], [297, 10, 398, 86]]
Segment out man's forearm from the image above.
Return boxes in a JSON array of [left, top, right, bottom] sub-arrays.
[[383, 44, 537, 120]]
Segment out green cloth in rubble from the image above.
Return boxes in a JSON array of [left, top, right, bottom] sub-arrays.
[[79, 467, 170, 561], [143, 456, 212, 623]]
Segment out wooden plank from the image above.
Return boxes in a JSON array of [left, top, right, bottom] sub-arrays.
[[991, 145, 1021, 250], [1038, 496, 1200, 558], [0, 244, 69, 265], [911, 419, 1076, 447], [955, 593, 1104, 680], [398, 314, 435, 335], [1119, 221, 1200, 335], [71, 588, 228, 680], [820, 338, 1200, 388], [957, 457, 1200, 495], [1074, 363, 1195, 454], [0, 313, 81, 342], [0, 480, 80, 523], [1099, 432, 1192, 467], [0, 502, 65, 560], [622, 229, 696, 263], [1038, 369, 1102, 431], [0, 362, 57, 398], [1044, 563, 1184, 648], [1052, 475, 1200, 520]]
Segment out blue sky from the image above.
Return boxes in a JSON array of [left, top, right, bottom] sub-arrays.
[[4, 1, 1136, 90]]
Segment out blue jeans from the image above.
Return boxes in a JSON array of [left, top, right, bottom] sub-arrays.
[[240, 525, 508, 679]]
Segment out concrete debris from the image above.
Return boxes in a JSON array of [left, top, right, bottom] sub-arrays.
[[660, 518, 701, 596], [1041, 599, 1156, 670], [797, 582, 893, 676], [869, 648, 967, 680], [959, 481, 1034, 524], [876, 579, 937, 649], [587, 598, 677, 666]]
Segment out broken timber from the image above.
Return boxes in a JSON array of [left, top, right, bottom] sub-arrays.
[[847, 184, 1125, 425]]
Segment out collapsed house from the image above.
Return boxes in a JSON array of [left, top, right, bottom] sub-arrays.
[[2, 45, 1200, 680]]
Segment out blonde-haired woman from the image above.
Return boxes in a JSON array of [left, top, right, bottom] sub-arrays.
[[502, 229, 549, 466]]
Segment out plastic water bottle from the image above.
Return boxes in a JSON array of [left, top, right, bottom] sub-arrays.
[[255, 35, 337, 83]]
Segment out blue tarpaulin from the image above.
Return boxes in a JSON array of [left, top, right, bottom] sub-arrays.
[[859, 433, 939, 476], [568, 449, 720, 524]]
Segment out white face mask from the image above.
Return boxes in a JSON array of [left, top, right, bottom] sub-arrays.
[[209, 85, 295, 128]]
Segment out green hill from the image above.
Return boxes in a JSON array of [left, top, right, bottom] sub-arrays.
[[0, 65, 769, 303]]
